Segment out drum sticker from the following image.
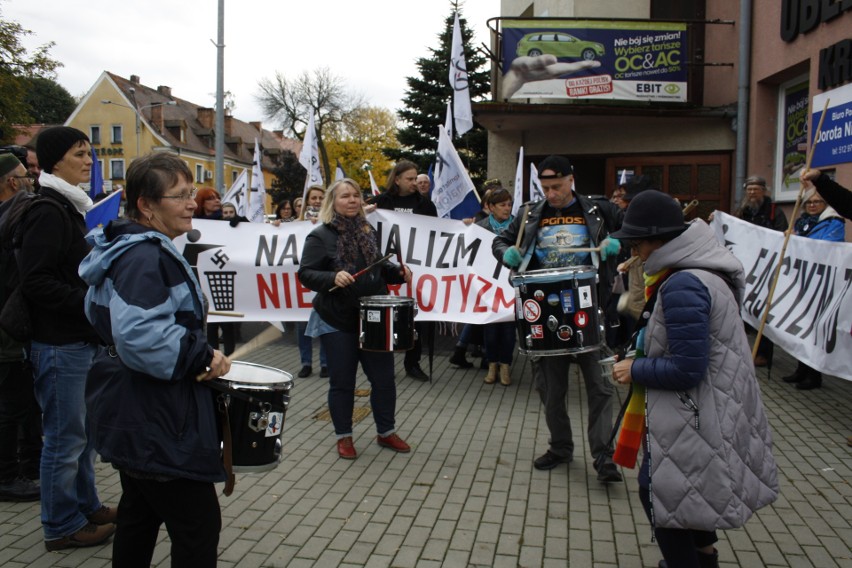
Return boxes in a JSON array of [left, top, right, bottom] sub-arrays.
[[266, 412, 285, 437], [578, 286, 593, 309], [574, 311, 589, 328], [534, 289, 545, 301], [546, 293, 560, 306], [367, 310, 382, 323], [531, 325, 544, 339], [557, 325, 573, 341], [523, 300, 541, 322], [560, 290, 575, 314]]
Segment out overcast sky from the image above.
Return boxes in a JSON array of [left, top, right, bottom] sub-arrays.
[[5, 0, 499, 129]]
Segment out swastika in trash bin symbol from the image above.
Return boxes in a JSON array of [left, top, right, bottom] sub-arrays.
[[204, 271, 237, 311]]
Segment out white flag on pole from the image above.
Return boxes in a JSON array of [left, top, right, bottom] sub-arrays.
[[512, 146, 524, 216], [444, 101, 454, 140], [529, 163, 545, 203], [247, 139, 266, 223], [299, 113, 324, 202], [335, 159, 345, 182], [368, 170, 381, 196], [432, 124, 476, 218], [221, 169, 248, 216], [449, 12, 473, 136]]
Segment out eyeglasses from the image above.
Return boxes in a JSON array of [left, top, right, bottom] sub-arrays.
[[161, 187, 198, 202], [804, 199, 825, 206], [10, 175, 34, 182]]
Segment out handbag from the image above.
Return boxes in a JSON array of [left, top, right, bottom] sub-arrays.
[[0, 286, 33, 342]]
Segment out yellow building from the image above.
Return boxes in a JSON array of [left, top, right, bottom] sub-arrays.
[[65, 71, 290, 207]]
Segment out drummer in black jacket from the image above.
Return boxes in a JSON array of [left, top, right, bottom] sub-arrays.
[[298, 178, 412, 461], [492, 155, 624, 482]]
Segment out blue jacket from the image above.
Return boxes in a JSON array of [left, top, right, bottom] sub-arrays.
[[79, 220, 224, 482]]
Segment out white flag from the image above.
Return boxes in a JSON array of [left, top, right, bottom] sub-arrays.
[[449, 12, 473, 136], [432, 125, 476, 218], [444, 101, 454, 140], [368, 170, 381, 196], [512, 146, 524, 216], [529, 163, 545, 203], [221, 169, 248, 216], [247, 139, 266, 223], [335, 159, 345, 182], [299, 113, 324, 202]]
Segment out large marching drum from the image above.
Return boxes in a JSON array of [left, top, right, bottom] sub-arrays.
[[358, 295, 418, 352], [510, 266, 605, 356]]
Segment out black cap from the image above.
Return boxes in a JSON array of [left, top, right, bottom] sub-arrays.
[[610, 190, 687, 240], [537, 155, 573, 179], [36, 126, 89, 174]]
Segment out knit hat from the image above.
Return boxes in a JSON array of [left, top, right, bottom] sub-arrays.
[[0, 153, 21, 177], [537, 155, 573, 179], [35, 126, 89, 174], [610, 190, 687, 240]]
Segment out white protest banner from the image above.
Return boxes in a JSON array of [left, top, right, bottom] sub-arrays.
[[432, 124, 476, 218], [247, 139, 266, 223], [512, 146, 524, 216], [179, 211, 516, 325], [711, 212, 852, 381], [221, 169, 248, 216]]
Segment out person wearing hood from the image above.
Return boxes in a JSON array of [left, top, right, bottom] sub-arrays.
[[17, 127, 116, 550], [611, 191, 779, 568], [79, 152, 231, 567], [781, 184, 846, 389]]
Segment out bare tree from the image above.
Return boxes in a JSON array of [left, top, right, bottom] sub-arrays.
[[256, 67, 365, 183]]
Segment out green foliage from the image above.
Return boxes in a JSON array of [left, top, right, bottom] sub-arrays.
[[385, 2, 490, 188], [269, 149, 307, 204], [22, 76, 76, 124]]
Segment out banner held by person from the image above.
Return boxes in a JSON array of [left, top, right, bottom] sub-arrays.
[[432, 125, 479, 220]]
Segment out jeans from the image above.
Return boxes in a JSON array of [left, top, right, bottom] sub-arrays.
[[31, 341, 101, 540], [531, 351, 614, 459], [639, 485, 718, 566], [320, 331, 396, 436], [297, 322, 327, 367], [113, 471, 221, 568], [484, 322, 515, 364], [0, 361, 42, 481]]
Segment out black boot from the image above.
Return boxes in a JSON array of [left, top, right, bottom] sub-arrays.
[[782, 362, 807, 383], [697, 549, 719, 568], [796, 368, 822, 390], [448, 346, 473, 368]]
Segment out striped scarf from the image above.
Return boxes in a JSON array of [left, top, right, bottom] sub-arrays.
[[613, 267, 673, 468]]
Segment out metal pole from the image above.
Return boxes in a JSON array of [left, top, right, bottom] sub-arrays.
[[734, 0, 752, 206], [135, 112, 141, 158], [214, 0, 225, 194]]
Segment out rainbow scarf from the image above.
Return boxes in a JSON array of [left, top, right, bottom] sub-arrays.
[[613, 268, 672, 468]]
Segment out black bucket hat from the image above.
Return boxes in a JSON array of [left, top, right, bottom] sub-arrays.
[[610, 190, 687, 240]]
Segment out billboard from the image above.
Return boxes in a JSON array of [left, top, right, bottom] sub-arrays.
[[811, 82, 852, 169], [501, 20, 688, 103]]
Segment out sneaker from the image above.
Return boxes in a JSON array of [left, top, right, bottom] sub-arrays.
[[377, 433, 411, 453], [596, 461, 623, 483], [319, 366, 329, 378], [533, 450, 572, 470], [405, 365, 429, 382], [297, 365, 312, 378], [44, 522, 115, 551], [87, 505, 117, 525], [0, 477, 40, 502], [337, 437, 357, 460]]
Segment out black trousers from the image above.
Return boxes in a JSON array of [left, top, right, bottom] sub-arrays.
[[113, 472, 221, 568], [639, 486, 717, 567], [0, 361, 41, 481]]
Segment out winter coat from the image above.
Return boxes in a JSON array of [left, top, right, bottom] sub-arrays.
[[737, 197, 788, 232], [795, 203, 846, 242], [812, 173, 852, 220], [374, 191, 438, 217], [632, 220, 779, 531], [79, 220, 224, 483]]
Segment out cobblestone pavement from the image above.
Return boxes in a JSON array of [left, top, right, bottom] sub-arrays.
[[1, 325, 849, 567]]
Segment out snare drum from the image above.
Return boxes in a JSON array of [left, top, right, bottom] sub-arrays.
[[214, 362, 293, 473], [359, 295, 417, 352], [511, 266, 604, 356]]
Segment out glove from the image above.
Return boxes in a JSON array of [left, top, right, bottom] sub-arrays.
[[229, 217, 242, 228], [502, 246, 523, 269], [600, 237, 621, 260]]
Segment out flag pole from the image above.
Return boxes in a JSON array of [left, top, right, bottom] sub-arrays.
[[751, 98, 830, 361]]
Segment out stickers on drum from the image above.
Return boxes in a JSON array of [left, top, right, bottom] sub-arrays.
[[511, 266, 603, 356], [533, 289, 545, 301]]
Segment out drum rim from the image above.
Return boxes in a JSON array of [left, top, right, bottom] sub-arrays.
[[511, 266, 597, 283], [359, 295, 417, 306], [220, 361, 294, 385], [518, 344, 603, 356]]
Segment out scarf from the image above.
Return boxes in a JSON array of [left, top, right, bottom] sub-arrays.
[[613, 266, 674, 469], [37, 171, 93, 216], [488, 214, 513, 235], [330, 213, 378, 273], [794, 213, 820, 236]]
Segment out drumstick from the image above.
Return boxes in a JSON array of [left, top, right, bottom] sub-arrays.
[[515, 205, 531, 248], [682, 199, 699, 216], [196, 325, 283, 381], [209, 311, 245, 318], [621, 255, 641, 270], [328, 253, 393, 292]]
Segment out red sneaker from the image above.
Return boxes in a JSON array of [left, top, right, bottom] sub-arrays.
[[376, 433, 411, 453], [337, 437, 357, 460]]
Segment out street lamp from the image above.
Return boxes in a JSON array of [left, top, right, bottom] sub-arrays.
[[100, 99, 177, 157]]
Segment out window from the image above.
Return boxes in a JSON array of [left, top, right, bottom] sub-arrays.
[[90, 126, 101, 145], [110, 159, 125, 180], [232, 170, 239, 183], [111, 125, 123, 144], [196, 164, 204, 183]]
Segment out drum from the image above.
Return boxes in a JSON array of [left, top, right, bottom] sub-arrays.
[[359, 295, 417, 352], [510, 266, 604, 356], [214, 362, 293, 473]]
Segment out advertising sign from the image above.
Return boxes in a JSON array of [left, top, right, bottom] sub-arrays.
[[811, 81, 852, 169], [501, 20, 688, 102], [777, 80, 810, 197]]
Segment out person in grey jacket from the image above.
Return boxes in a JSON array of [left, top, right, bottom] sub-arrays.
[[611, 191, 779, 568]]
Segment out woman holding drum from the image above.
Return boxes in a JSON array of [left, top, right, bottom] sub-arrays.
[[298, 178, 413, 460], [80, 153, 231, 568]]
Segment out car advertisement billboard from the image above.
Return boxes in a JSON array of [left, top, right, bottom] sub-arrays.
[[500, 20, 688, 103]]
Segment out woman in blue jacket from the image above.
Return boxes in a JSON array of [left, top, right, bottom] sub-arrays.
[[80, 153, 231, 567]]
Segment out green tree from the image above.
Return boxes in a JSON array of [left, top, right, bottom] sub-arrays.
[[0, 4, 62, 141], [325, 106, 400, 190], [385, 2, 490, 188], [22, 76, 76, 124], [269, 149, 306, 205]]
